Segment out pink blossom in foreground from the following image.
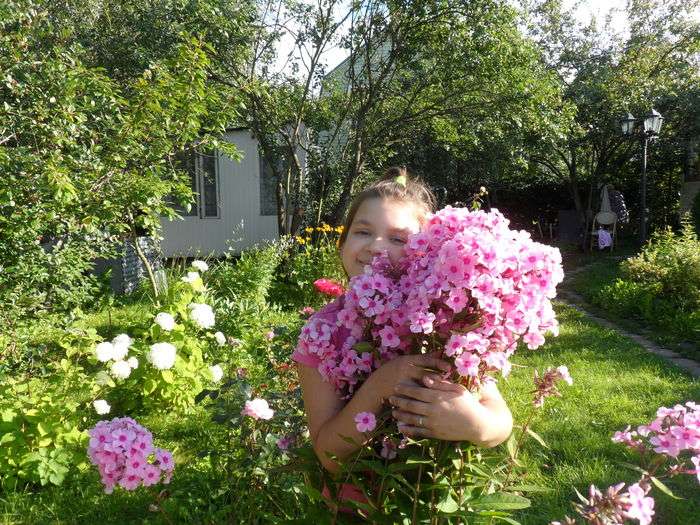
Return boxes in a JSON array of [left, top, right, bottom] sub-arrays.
[[612, 401, 699, 482], [87, 417, 174, 494], [354, 412, 376, 433], [625, 483, 655, 525], [380, 437, 397, 459], [241, 398, 274, 420], [532, 365, 573, 408], [265, 330, 275, 341], [313, 278, 345, 297]]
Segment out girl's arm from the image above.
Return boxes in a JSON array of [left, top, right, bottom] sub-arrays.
[[298, 354, 451, 473]]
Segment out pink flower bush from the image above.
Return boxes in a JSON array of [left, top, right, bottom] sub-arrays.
[[276, 435, 295, 451], [241, 398, 274, 420], [313, 278, 345, 297], [354, 411, 377, 433], [296, 207, 563, 396], [87, 417, 174, 494]]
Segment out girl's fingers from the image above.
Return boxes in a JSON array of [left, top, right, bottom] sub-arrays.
[[397, 422, 431, 439], [394, 382, 437, 403], [422, 374, 465, 392], [392, 409, 430, 429], [411, 354, 451, 372], [389, 394, 431, 414]]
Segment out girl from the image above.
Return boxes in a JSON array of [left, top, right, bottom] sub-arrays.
[[293, 167, 513, 474]]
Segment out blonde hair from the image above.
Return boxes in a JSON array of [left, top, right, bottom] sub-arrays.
[[338, 166, 436, 248]]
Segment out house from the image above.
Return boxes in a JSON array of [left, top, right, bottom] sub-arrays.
[[159, 127, 286, 257]]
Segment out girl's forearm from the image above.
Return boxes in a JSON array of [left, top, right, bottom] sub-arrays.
[[313, 374, 387, 473]]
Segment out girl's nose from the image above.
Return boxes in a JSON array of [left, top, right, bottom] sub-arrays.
[[369, 236, 388, 254]]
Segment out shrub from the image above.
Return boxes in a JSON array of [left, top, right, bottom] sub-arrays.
[[269, 224, 346, 309], [0, 359, 92, 488], [594, 220, 700, 343], [692, 190, 700, 236], [208, 239, 289, 307]]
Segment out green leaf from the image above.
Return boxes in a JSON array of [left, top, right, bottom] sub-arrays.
[[525, 428, 549, 449], [505, 433, 517, 460], [504, 484, 552, 493], [471, 493, 531, 510], [161, 370, 174, 384], [650, 476, 682, 500], [436, 493, 459, 513]]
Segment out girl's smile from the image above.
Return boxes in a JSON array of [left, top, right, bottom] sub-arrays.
[[340, 197, 423, 278]]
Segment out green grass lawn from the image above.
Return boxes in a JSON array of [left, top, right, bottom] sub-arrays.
[[1, 301, 698, 524]]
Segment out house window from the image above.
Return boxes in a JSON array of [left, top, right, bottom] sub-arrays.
[[173, 149, 220, 218], [259, 154, 279, 216]]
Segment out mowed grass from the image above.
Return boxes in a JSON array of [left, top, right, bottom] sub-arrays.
[[1, 303, 698, 524], [504, 304, 700, 524]]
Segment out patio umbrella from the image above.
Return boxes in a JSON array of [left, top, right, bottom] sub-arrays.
[[600, 184, 612, 213]]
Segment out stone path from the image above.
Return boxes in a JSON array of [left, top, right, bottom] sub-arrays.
[[558, 262, 700, 380]]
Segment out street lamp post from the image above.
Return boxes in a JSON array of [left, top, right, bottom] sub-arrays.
[[620, 109, 664, 245]]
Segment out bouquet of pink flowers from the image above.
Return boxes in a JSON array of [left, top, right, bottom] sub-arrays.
[[296, 207, 564, 396]]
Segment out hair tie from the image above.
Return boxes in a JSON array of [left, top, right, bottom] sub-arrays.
[[394, 174, 407, 187]]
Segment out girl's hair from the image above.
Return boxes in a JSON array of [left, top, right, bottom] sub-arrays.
[[338, 166, 436, 248]]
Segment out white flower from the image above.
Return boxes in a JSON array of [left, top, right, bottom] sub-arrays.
[[149, 343, 177, 370], [188, 303, 215, 329], [155, 312, 176, 331], [181, 271, 200, 283], [111, 334, 132, 360], [95, 342, 114, 363], [127, 356, 139, 369], [93, 399, 111, 415], [110, 360, 132, 379], [214, 331, 226, 346], [210, 364, 224, 382], [191, 260, 209, 272]]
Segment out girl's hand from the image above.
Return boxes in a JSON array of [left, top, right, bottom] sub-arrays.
[[388, 377, 513, 446], [369, 353, 452, 401]]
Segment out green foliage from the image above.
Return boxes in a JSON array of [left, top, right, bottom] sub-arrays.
[[208, 239, 290, 307], [0, 360, 92, 488], [591, 222, 700, 344], [692, 191, 700, 236], [270, 225, 346, 309]]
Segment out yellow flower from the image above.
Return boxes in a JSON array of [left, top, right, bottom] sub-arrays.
[[305, 237, 312, 243], [304, 227, 313, 233], [295, 236, 305, 244], [335, 226, 344, 233]]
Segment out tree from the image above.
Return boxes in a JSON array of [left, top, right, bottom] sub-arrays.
[[520, 0, 700, 235], [0, 1, 242, 319]]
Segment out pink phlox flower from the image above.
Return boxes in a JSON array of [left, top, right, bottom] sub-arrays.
[[299, 306, 316, 317], [454, 352, 480, 377], [141, 464, 161, 487], [532, 365, 573, 408], [523, 329, 546, 350], [691, 455, 700, 483], [118, 472, 141, 491], [378, 325, 401, 348], [354, 411, 377, 433], [241, 398, 274, 420], [357, 352, 374, 373], [445, 334, 467, 357], [380, 436, 398, 460], [276, 435, 295, 451], [111, 428, 136, 451], [650, 434, 681, 457], [445, 288, 468, 313], [624, 483, 655, 525], [409, 311, 435, 334], [155, 448, 174, 472]]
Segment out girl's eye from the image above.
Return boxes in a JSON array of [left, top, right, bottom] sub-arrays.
[[391, 237, 407, 244], [354, 230, 370, 236]]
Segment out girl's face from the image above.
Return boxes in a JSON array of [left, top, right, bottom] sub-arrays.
[[340, 197, 423, 278]]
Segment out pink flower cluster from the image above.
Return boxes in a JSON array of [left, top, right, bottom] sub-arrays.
[[314, 278, 345, 297], [612, 401, 699, 483], [555, 482, 655, 525], [297, 207, 563, 394], [533, 365, 573, 408], [87, 417, 174, 494]]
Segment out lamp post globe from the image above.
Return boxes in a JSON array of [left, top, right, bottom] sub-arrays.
[[643, 108, 664, 135], [620, 112, 636, 135]]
